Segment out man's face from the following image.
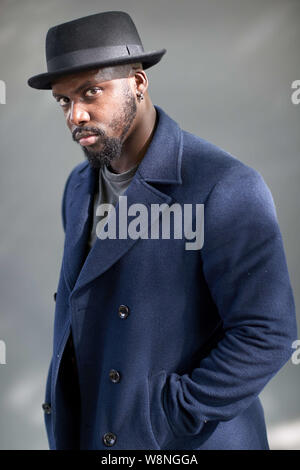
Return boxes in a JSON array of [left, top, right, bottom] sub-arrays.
[[51, 65, 138, 168]]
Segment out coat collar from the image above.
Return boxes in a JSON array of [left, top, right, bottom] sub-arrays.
[[76, 103, 183, 184], [135, 104, 183, 184], [64, 104, 183, 296]]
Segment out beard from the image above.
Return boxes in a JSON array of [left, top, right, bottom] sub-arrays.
[[81, 131, 124, 170], [73, 82, 137, 169]]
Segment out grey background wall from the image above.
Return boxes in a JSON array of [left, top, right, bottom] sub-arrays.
[[0, 0, 299, 449]]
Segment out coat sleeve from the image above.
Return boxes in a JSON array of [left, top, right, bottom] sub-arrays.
[[148, 164, 297, 448]]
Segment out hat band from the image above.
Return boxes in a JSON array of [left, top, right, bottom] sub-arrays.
[[47, 44, 144, 72]]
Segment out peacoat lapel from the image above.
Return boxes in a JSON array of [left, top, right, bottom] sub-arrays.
[[62, 162, 98, 292], [63, 104, 183, 296]]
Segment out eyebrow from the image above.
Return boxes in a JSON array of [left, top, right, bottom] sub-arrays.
[[52, 80, 101, 98]]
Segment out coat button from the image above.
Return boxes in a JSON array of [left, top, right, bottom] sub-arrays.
[[118, 305, 129, 319], [53, 292, 57, 302], [109, 369, 121, 383], [42, 402, 51, 414], [103, 432, 116, 447]]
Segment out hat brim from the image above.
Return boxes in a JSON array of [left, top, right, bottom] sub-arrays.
[[27, 49, 166, 90]]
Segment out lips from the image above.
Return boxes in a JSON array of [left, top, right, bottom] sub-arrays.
[[76, 133, 99, 146]]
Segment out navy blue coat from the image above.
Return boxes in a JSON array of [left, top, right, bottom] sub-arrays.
[[44, 104, 297, 450]]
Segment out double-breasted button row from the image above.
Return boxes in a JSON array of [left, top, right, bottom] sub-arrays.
[[102, 305, 128, 446], [109, 369, 121, 383], [118, 304, 129, 319], [103, 432, 117, 447], [42, 402, 51, 414]]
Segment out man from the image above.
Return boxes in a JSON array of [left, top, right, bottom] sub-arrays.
[[28, 11, 297, 450]]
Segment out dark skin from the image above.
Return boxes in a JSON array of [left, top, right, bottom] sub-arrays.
[[51, 64, 157, 173]]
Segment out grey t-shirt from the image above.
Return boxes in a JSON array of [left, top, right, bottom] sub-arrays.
[[88, 163, 139, 248]]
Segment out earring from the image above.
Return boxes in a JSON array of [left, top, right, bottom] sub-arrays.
[[136, 91, 144, 101]]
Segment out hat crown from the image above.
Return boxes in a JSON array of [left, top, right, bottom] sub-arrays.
[[46, 11, 143, 61], [27, 10, 166, 89]]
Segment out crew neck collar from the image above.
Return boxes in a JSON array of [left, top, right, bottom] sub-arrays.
[[102, 163, 139, 182]]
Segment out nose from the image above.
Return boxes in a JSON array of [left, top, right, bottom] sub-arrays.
[[68, 101, 90, 126]]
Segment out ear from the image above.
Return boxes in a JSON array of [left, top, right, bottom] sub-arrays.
[[132, 69, 148, 96]]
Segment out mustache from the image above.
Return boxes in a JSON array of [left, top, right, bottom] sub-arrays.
[[72, 127, 105, 142]]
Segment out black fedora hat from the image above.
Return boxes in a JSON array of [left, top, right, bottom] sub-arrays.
[[27, 11, 166, 90]]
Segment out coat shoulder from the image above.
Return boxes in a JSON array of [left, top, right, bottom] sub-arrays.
[[181, 129, 261, 193]]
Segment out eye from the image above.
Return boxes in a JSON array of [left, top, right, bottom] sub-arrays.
[[56, 97, 69, 107], [85, 87, 103, 97]]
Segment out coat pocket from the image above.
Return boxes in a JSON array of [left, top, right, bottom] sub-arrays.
[[147, 369, 219, 450], [147, 370, 179, 449]]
